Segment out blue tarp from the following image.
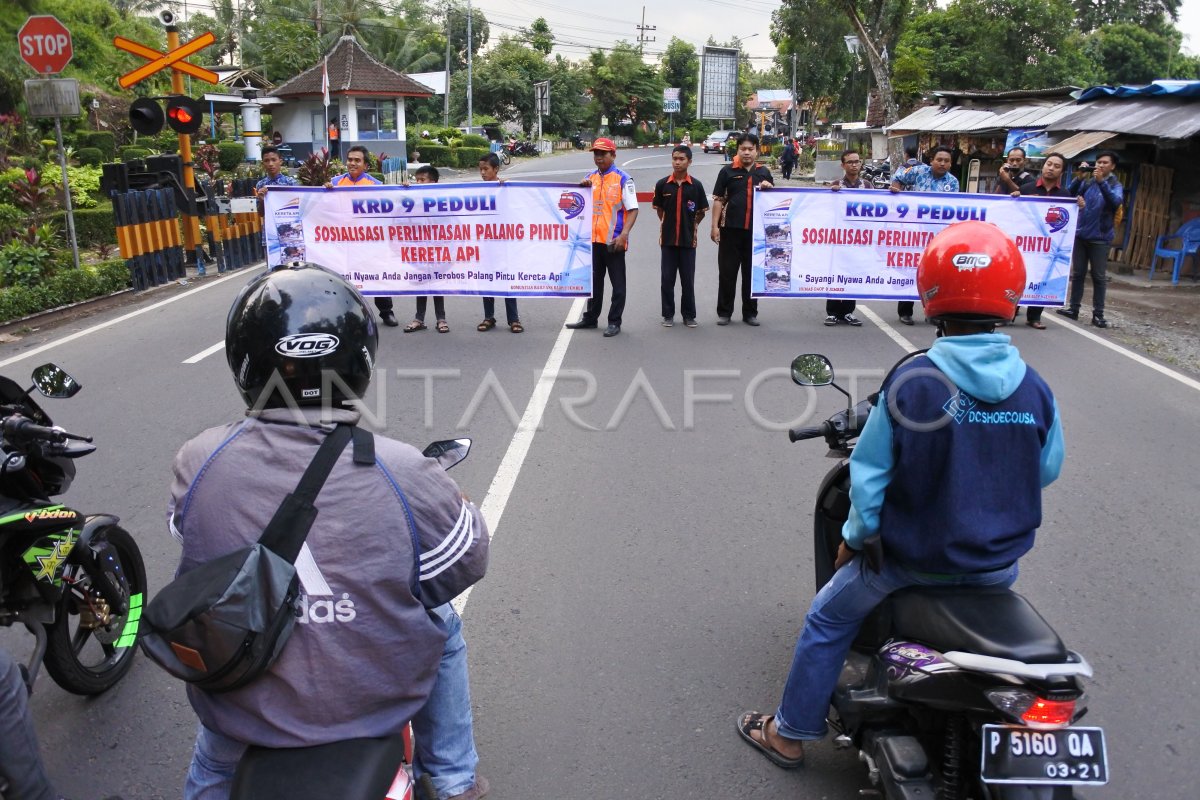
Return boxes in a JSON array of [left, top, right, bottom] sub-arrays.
[[1077, 80, 1200, 101]]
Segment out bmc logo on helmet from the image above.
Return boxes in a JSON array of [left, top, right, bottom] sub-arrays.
[[275, 333, 340, 358], [951, 253, 992, 272]]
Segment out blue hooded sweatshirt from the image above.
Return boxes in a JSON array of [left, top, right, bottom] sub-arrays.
[[842, 333, 1064, 574]]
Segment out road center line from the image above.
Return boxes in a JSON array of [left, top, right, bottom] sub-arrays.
[[1045, 311, 1200, 392], [452, 296, 585, 615], [0, 271, 246, 370], [859, 305, 920, 353], [183, 340, 226, 364]]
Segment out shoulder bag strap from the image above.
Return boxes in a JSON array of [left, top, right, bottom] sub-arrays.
[[257, 423, 355, 563]]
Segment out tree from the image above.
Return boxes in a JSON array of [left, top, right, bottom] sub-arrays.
[[1072, 0, 1180, 33], [586, 43, 664, 130], [771, 4, 854, 124], [1085, 22, 1175, 84], [185, 0, 238, 64], [523, 17, 554, 56], [659, 38, 699, 121]]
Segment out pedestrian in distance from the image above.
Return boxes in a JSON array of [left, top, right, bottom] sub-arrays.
[[890, 145, 960, 325], [475, 153, 523, 333], [404, 165, 450, 333], [566, 137, 639, 338], [1057, 151, 1124, 328], [325, 145, 397, 327], [736, 221, 1064, 773], [653, 145, 709, 328], [824, 150, 871, 327], [1012, 152, 1084, 330], [711, 133, 774, 327], [780, 137, 797, 181]]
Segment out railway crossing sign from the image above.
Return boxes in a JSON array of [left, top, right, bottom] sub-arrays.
[[113, 31, 219, 89]]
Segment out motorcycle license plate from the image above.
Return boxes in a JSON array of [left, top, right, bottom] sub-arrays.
[[980, 725, 1108, 785]]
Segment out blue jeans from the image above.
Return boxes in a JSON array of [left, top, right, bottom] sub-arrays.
[[773, 555, 1017, 741], [185, 604, 478, 800], [481, 297, 518, 325], [0, 649, 56, 800]]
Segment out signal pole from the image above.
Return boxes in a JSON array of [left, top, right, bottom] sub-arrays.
[[164, 18, 202, 267], [636, 6, 655, 55]]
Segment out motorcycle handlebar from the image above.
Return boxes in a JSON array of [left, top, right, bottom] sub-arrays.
[[788, 422, 831, 443], [2, 416, 70, 443]]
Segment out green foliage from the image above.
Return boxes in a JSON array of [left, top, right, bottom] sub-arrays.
[[413, 144, 451, 166], [688, 120, 717, 141], [0, 241, 50, 289], [76, 147, 105, 167], [44, 165, 104, 210], [75, 131, 116, 160], [6, 169, 60, 223], [298, 148, 334, 186], [460, 133, 490, 148], [454, 147, 490, 168], [0, 168, 28, 206], [0, 259, 130, 323], [0, 204, 22, 240], [53, 204, 115, 246], [587, 43, 665, 129], [892, 45, 933, 108], [1072, 0, 1180, 34], [217, 142, 244, 172], [1084, 22, 1176, 84], [121, 147, 151, 162], [659, 38, 700, 120]]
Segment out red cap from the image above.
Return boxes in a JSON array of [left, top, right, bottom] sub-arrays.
[[590, 137, 617, 153]]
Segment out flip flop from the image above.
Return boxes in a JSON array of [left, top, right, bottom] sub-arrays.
[[509, 321, 524, 333], [477, 318, 496, 332], [436, 320, 450, 333], [1027, 321, 1047, 330], [735, 711, 805, 769], [404, 320, 427, 333]]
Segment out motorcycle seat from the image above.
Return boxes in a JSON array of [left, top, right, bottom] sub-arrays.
[[231, 735, 408, 800], [886, 588, 1069, 664]]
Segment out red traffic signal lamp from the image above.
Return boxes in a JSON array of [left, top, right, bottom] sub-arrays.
[[165, 95, 204, 135], [129, 97, 164, 136]]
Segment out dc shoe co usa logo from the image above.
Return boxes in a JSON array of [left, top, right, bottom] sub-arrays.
[[275, 333, 340, 358], [1044, 206, 1070, 232], [558, 191, 586, 220], [943, 390, 977, 424]]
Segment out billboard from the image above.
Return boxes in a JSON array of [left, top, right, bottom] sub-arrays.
[[698, 46, 739, 120]]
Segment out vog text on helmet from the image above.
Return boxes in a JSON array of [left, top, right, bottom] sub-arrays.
[[274, 333, 340, 358]]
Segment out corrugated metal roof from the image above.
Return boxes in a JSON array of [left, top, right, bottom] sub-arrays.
[[1052, 130, 1119, 158], [1048, 98, 1200, 139], [932, 86, 1080, 100], [886, 101, 1077, 134]]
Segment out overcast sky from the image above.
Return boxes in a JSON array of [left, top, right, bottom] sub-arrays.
[[471, 0, 1199, 68]]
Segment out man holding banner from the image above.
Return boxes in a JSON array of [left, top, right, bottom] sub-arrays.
[[711, 134, 774, 327]]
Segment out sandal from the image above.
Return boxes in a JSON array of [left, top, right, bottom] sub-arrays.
[[477, 318, 496, 332], [509, 321, 524, 333], [1027, 321, 1047, 330], [404, 320, 427, 333], [735, 712, 805, 769], [436, 320, 450, 333]]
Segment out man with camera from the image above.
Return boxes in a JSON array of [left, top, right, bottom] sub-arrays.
[[993, 147, 1034, 195]]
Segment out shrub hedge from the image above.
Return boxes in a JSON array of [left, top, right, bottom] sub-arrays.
[[455, 147, 491, 169], [460, 133, 490, 148], [121, 147, 151, 162], [76, 131, 116, 160], [217, 142, 244, 171], [0, 259, 130, 324], [52, 204, 116, 246], [76, 147, 104, 167], [413, 144, 451, 166]]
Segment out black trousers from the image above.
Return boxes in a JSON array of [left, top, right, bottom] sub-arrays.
[[415, 296, 446, 321], [584, 243, 626, 325], [897, 301, 914, 318], [661, 246, 697, 320], [375, 297, 393, 312], [826, 299, 856, 316], [482, 297, 519, 324], [717, 228, 758, 320]]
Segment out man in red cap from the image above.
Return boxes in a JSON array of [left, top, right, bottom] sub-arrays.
[[566, 137, 639, 337]]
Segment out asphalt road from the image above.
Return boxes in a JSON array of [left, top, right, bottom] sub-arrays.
[[2, 148, 1198, 799]]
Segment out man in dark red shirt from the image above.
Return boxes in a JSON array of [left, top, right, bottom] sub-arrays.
[[711, 134, 773, 326], [653, 145, 709, 327]]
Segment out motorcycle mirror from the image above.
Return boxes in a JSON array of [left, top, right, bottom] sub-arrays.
[[422, 438, 472, 470], [30, 364, 82, 398], [791, 354, 834, 387]]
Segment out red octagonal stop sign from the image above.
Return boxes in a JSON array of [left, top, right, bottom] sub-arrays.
[[18, 16, 73, 75]]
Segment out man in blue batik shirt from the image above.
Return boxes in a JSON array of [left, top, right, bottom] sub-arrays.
[[890, 145, 959, 194]]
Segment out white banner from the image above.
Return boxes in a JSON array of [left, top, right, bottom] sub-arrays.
[[751, 189, 1079, 305], [264, 183, 594, 297]]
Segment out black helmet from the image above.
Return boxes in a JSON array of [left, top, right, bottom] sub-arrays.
[[226, 263, 377, 408]]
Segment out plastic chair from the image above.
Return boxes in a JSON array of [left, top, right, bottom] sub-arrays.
[[1151, 217, 1200, 284]]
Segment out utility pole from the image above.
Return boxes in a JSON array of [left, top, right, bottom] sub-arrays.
[[790, 52, 797, 136], [636, 6, 655, 55], [443, 2, 451, 128], [467, 0, 473, 130]]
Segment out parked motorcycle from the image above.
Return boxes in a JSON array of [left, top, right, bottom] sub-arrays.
[[0, 363, 146, 695], [231, 438, 473, 800], [862, 159, 892, 189], [505, 139, 540, 158], [787, 353, 1107, 799]]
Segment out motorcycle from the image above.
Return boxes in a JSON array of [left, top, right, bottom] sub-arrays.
[[787, 353, 1107, 799], [505, 139, 540, 158], [0, 363, 147, 695], [231, 438, 473, 800], [862, 159, 892, 189]]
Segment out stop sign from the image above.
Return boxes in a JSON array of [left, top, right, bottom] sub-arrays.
[[18, 16, 73, 75]]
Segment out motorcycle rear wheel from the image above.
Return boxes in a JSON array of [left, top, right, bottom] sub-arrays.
[[499, 149, 511, 166], [42, 525, 146, 695]]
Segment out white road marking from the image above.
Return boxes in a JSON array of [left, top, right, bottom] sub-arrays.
[[859, 305, 919, 353], [620, 154, 670, 168], [452, 297, 586, 615], [1045, 310, 1200, 391], [183, 340, 226, 364], [0, 271, 247, 369]]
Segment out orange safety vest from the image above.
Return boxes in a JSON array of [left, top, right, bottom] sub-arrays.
[[587, 166, 633, 244]]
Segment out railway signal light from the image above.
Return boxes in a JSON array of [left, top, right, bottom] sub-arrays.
[[129, 97, 164, 136], [165, 95, 203, 135]]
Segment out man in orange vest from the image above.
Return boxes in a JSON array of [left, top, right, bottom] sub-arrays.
[[566, 137, 639, 337]]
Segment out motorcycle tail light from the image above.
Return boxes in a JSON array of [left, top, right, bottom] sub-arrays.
[[985, 689, 1078, 730]]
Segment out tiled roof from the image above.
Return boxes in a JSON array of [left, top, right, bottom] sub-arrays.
[[270, 36, 434, 98]]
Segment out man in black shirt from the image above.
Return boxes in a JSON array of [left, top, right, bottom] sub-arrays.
[[994, 146, 1035, 196], [711, 133, 774, 326], [653, 145, 709, 327]]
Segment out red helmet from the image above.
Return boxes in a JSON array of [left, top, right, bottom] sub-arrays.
[[917, 221, 1026, 323]]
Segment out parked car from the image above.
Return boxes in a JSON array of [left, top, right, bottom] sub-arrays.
[[702, 130, 737, 153]]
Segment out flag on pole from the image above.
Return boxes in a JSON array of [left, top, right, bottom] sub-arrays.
[[322, 57, 330, 108]]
